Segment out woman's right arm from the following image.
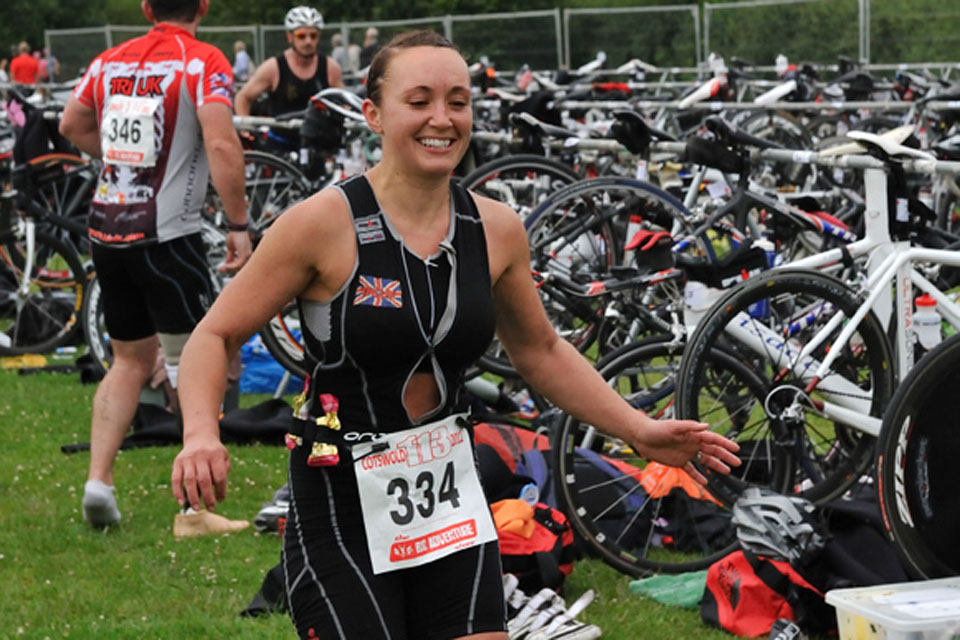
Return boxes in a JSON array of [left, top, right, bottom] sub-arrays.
[[171, 190, 351, 511]]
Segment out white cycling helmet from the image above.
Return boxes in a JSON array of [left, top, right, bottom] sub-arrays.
[[285, 6, 324, 31], [731, 487, 826, 564]]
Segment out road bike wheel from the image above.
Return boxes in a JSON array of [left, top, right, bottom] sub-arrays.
[[475, 176, 704, 378], [876, 333, 960, 579], [81, 273, 110, 375], [259, 301, 313, 380], [552, 335, 769, 576], [0, 229, 85, 355], [463, 155, 583, 377], [676, 269, 895, 505], [460, 154, 580, 221], [739, 110, 816, 189], [25, 154, 95, 255], [205, 151, 311, 239]]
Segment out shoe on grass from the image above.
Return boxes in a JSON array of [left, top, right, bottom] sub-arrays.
[[504, 573, 602, 640], [173, 509, 250, 537], [82, 479, 121, 528]]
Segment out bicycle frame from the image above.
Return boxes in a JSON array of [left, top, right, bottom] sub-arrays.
[[714, 161, 960, 438]]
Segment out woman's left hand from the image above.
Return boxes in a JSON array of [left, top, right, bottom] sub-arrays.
[[631, 418, 741, 486]]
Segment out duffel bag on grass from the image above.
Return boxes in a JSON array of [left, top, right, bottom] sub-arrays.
[[494, 499, 578, 593], [700, 548, 835, 638]]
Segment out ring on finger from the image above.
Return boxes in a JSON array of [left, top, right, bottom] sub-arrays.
[[695, 451, 703, 463]]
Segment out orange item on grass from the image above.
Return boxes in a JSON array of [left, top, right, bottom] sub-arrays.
[[639, 461, 721, 505], [492, 499, 537, 538]]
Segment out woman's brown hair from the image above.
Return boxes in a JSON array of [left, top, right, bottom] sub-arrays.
[[366, 30, 463, 106]]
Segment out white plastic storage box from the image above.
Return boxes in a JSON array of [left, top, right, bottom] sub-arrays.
[[826, 577, 960, 640]]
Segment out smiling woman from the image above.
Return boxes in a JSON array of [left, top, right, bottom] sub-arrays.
[[172, 28, 740, 640]]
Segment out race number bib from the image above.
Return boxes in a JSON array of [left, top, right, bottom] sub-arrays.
[[101, 96, 159, 167], [352, 415, 497, 574]]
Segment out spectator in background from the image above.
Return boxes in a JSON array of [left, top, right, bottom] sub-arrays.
[[330, 32, 348, 73], [358, 26, 379, 69], [33, 47, 60, 82], [10, 42, 38, 85], [233, 40, 252, 82], [347, 42, 361, 75], [42, 47, 60, 83], [0, 58, 9, 84]]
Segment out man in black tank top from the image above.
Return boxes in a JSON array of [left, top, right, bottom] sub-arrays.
[[235, 5, 343, 118]]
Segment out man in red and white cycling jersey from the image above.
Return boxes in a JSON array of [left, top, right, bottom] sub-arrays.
[[59, 0, 251, 528]]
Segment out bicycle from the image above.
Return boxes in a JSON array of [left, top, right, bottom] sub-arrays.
[[675, 131, 960, 505], [1, 159, 90, 355]]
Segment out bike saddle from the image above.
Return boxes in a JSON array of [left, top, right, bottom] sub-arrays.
[[818, 124, 915, 157], [310, 88, 366, 122], [509, 112, 580, 143], [932, 133, 960, 161], [610, 110, 676, 155], [704, 115, 783, 150], [846, 130, 935, 160]]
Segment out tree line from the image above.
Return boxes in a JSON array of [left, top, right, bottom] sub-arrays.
[[4, 0, 957, 69]]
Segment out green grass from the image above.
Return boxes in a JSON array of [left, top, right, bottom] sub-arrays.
[[0, 368, 732, 639]]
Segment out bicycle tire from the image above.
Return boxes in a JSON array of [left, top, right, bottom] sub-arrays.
[[81, 273, 110, 375], [552, 335, 769, 576], [475, 176, 704, 378], [259, 302, 313, 380], [215, 150, 311, 239], [739, 110, 816, 188], [676, 268, 895, 505], [460, 153, 580, 221], [876, 333, 960, 579], [25, 154, 95, 256], [0, 229, 86, 355]]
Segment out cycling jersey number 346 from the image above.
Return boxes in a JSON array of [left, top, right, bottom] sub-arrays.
[[101, 95, 159, 167], [352, 415, 498, 574]]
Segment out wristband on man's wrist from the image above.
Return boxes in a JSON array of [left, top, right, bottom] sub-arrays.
[[226, 221, 249, 232]]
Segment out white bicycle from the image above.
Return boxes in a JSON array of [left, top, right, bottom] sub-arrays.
[[674, 131, 960, 505]]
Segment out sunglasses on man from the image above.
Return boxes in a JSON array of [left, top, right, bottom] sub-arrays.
[[293, 30, 319, 41]]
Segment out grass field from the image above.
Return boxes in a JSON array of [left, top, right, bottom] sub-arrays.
[[0, 368, 734, 639]]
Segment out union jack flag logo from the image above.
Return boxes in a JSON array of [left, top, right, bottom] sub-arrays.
[[353, 275, 403, 308]]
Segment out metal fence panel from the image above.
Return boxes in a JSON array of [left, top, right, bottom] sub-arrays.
[[197, 26, 260, 66], [450, 10, 561, 69], [704, 0, 859, 67], [261, 17, 448, 75], [565, 5, 700, 70], [865, 0, 960, 64], [45, 27, 108, 80], [345, 17, 449, 72]]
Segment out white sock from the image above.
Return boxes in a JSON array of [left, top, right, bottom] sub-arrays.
[[82, 479, 121, 527]]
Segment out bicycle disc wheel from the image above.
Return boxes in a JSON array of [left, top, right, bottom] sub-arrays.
[[552, 335, 768, 576], [0, 229, 85, 355], [676, 269, 895, 505], [877, 333, 960, 578]]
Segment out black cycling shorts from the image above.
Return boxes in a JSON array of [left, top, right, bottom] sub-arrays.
[[282, 446, 507, 640], [91, 233, 216, 341]]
